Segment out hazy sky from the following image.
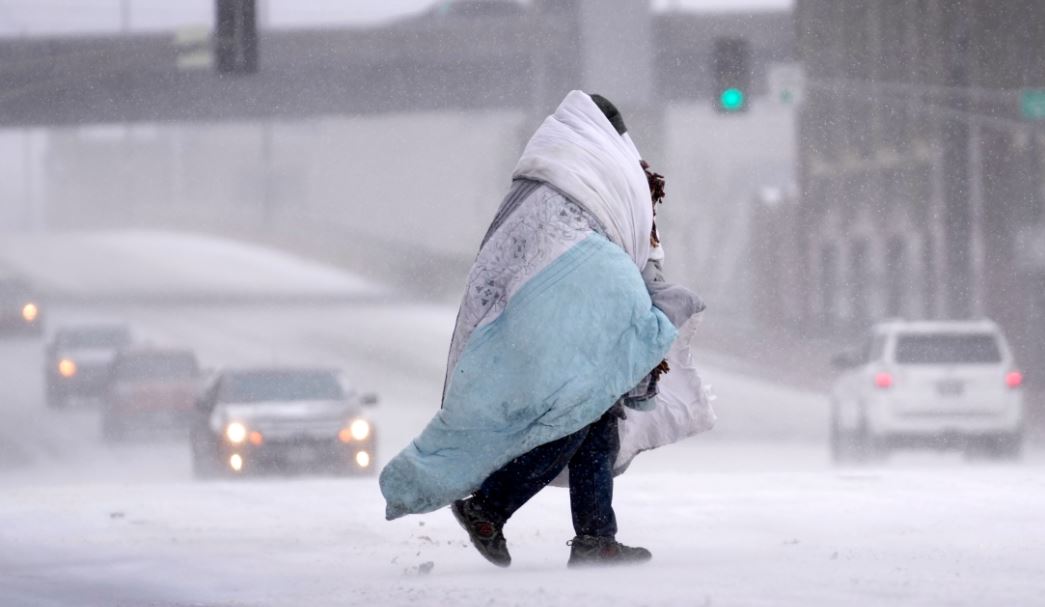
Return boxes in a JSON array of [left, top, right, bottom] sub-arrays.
[[0, 0, 791, 36]]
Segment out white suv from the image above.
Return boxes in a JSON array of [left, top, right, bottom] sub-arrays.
[[830, 319, 1024, 462]]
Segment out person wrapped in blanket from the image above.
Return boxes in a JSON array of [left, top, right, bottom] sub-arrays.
[[379, 92, 709, 568]]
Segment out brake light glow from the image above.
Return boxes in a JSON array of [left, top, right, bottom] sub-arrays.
[[1005, 371, 1023, 389], [874, 372, 893, 389]]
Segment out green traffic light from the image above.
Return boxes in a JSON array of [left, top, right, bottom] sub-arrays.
[[720, 88, 745, 111]]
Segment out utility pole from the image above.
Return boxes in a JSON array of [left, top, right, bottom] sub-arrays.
[[261, 123, 273, 227], [940, 2, 977, 319], [260, 0, 271, 226], [120, 0, 130, 33], [215, 0, 259, 75], [259, 0, 269, 29], [22, 129, 32, 230]]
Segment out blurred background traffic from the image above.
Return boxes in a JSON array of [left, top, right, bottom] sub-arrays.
[[2, 0, 1042, 473], [2, 0, 1045, 513], [3, 2, 1045, 604]]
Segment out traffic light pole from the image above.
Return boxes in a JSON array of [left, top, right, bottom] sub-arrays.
[[215, 0, 258, 75], [940, 9, 978, 319]]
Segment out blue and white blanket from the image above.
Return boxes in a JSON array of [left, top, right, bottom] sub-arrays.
[[380, 91, 685, 519]]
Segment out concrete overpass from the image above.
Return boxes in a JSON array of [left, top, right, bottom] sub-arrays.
[[1, 4, 797, 308], [0, 8, 793, 127]]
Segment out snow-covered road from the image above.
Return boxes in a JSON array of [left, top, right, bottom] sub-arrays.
[[4, 456, 1045, 606], [2, 302, 1044, 606], [1, 232, 1044, 606]]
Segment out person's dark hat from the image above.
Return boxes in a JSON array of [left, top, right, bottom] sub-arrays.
[[589, 93, 627, 136]]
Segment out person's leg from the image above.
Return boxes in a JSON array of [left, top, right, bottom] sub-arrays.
[[452, 425, 589, 567], [565, 408, 652, 566], [473, 426, 590, 524], [567, 410, 620, 537]]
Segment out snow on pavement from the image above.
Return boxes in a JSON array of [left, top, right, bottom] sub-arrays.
[[3, 299, 1043, 605], [2, 464, 1044, 607]]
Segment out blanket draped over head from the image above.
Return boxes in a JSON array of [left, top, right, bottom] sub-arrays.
[[379, 91, 679, 520]]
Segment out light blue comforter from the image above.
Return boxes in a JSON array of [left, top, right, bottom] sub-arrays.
[[380, 231, 676, 519]]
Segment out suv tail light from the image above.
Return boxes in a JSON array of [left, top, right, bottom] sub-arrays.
[[1005, 371, 1023, 389], [874, 372, 893, 389]]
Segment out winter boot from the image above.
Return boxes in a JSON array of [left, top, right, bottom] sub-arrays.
[[567, 535, 652, 567], [451, 498, 511, 567]]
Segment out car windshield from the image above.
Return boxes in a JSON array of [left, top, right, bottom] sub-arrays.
[[60, 327, 131, 349], [114, 353, 199, 381], [894, 333, 1002, 365], [220, 370, 345, 403]]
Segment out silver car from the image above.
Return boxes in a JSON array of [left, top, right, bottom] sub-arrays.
[[830, 319, 1024, 462], [189, 367, 378, 478]]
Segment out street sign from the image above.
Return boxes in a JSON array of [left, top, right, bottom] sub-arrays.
[[1022, 89, 1045, 120], [769, 63, 805, 107], [175, 26, 213, 70]]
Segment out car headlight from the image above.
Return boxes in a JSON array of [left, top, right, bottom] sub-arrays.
[[339, 419, 371, 443], [225, 422, 248, 444], [350, 419, 370, 441], [58, 358, 77, 378], [21, 303, 38, 322]]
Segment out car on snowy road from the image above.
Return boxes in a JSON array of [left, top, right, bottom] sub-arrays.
[[189, 367, 378, 478], [100, 346, 202, 442], [830, 319, 1024, 462], [44, 323, 134, 408], [0, 276, 44, 336]]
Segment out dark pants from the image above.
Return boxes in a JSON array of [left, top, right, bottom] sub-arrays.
[[472, 409, 620, 538]]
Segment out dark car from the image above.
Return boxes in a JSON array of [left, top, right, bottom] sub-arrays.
[[0, 276, 43, 336], [101, 347, 202, 442], [44, 324, 133, 408], [189, 367, 378, 478]]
